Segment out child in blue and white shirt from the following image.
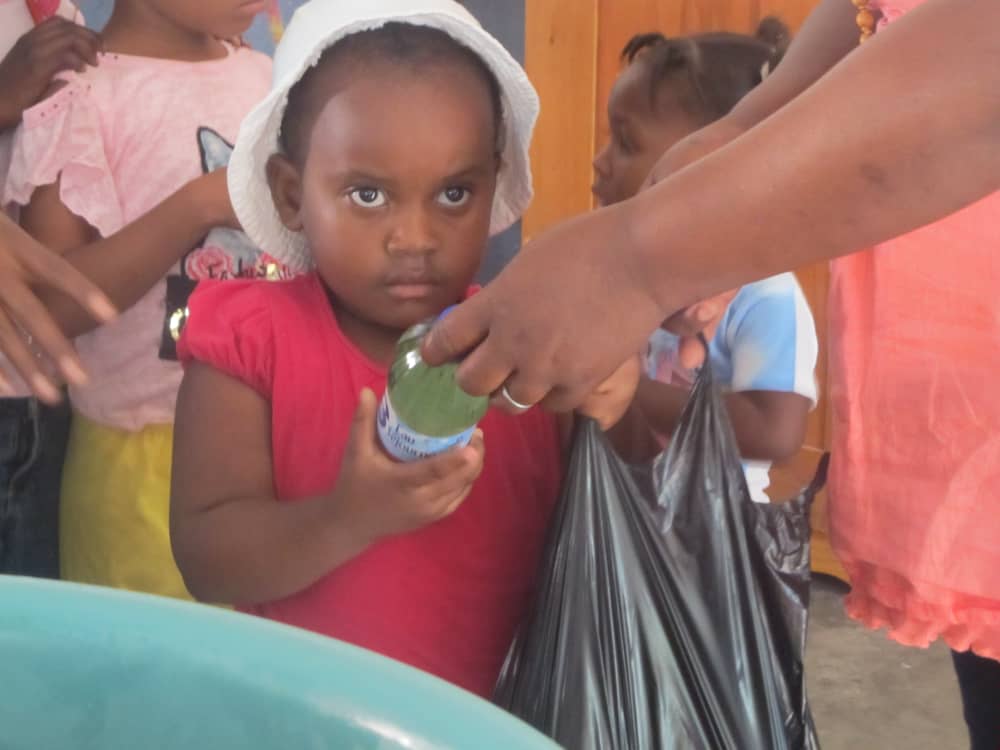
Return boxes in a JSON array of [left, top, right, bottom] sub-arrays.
[[593, 21, 817, 500], [645, 277, 817, 500]]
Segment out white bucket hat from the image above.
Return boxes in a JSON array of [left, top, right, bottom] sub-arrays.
[[228, 0, 540, 273]]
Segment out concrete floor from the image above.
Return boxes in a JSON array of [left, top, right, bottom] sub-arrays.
[[805, 576, 967, 750]]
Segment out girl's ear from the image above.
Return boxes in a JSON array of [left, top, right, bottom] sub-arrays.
[[266, 153, 305, 232]]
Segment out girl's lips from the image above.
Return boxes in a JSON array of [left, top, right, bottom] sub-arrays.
[[386, 283, 437, 301]]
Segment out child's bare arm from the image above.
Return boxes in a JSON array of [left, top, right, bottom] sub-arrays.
[[634, 378, 810, 461], [605, 378, 810, 464], [170, 364, 485, 606], [18, 170, 234, 337]]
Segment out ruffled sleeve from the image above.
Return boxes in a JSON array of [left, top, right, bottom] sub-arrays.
[[2, 76, 123, 237], [177, 280, 276, 399]]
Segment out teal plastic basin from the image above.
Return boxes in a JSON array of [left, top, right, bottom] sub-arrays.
[[0, 576, 558, 749]]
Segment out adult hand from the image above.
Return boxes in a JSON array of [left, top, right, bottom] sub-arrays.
[[0, 215, 116, 402], [0, 16, 102, 129], [423, 119, 746, 413], [423, 202, 668, 414], [428, 0, 1000, 412]]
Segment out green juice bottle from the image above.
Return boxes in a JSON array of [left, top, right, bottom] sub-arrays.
[[377, 308, 488, 462]]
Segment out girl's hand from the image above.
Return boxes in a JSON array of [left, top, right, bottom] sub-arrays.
[[0, 17, 101, 130], [329, 389, 486, 545], [576, 354, 642, 431], [660, 289, 738, 368]]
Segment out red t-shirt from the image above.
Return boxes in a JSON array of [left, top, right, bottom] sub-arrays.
[[178, 274, 563, 696]]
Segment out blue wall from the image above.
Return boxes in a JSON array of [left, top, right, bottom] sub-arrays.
[[461, 1, 525, 282], [75, 0, 525, 280]]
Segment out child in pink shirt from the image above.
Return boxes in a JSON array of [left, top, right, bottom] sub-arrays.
[[1, 0, 282, 599], [0, 3, 100, 580]]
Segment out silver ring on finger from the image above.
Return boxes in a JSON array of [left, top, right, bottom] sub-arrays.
[[500, 384, 534, 413]]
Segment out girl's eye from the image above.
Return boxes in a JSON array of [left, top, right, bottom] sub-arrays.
[[349, 187, 386, 208], [613, 131, 634, 155], [438, 187, 470, 207]]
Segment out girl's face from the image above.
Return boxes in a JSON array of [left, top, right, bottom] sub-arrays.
[[143, 0, 263, 39], [592, 61, 700, 207], [269, 59, 499, 348]]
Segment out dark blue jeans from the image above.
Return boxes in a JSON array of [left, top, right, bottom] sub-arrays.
[[952, 649, 1000, 750], [0, 397, 70, 578]]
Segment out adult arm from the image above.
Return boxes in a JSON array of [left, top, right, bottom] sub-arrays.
[[632, 379, 810, 462], [424, 0, 1000, 411]]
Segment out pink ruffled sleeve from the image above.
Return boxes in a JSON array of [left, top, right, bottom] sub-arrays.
[[177, 280, 276, 399], [2, 76, 123, 237]]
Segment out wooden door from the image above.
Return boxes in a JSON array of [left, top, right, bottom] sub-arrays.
[[525, 0, 846, 579]]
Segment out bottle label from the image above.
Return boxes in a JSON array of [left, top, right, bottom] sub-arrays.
[[376, 392, 475, 462]]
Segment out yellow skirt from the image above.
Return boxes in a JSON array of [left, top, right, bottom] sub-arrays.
[[59, 413, 192, 601]]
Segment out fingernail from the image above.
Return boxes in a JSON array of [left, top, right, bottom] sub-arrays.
[[60, 356, 88, 385], [31, 374, 61, 403]]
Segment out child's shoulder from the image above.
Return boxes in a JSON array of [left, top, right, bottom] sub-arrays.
[[23, 64, 108, 116], [724, 272, 810, 331], [179, 275, 322, 391], [16, 54, 160, 129], [231, 44, 274, 74], [216, 44, 273, 88], [733, 272, 805, 306], [189, 273, 321, 321], [44, 43, 273, 100], [717, 273, 818, 397]]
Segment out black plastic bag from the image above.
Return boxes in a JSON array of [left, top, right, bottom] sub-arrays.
[[495, 361, 826, 749]]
